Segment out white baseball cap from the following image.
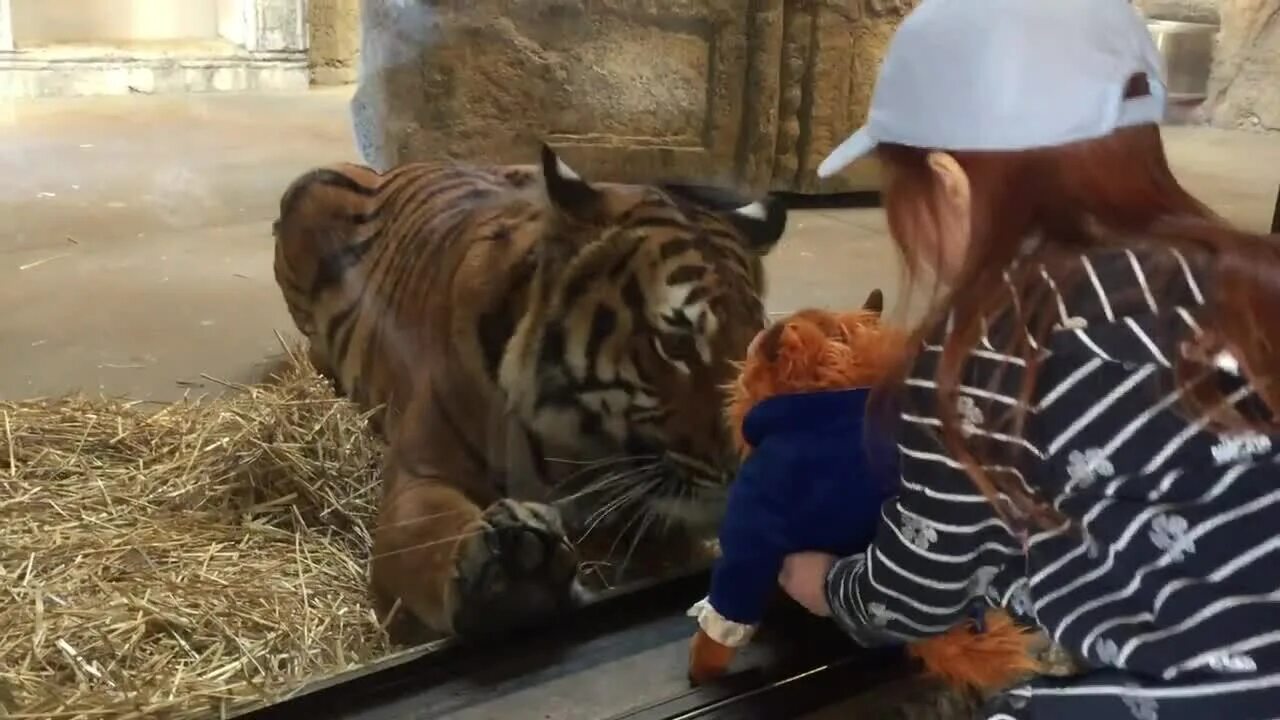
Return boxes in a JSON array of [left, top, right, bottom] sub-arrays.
[[817, 0, 1167, 178]]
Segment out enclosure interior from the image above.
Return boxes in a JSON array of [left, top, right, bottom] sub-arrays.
[[6, 0, 262, 48]]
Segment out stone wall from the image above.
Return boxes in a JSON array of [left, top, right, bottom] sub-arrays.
[[1136, 0, 1220, 22], [351, 0, 910, 194], [308, 0, 360, 85], [1136, 0, 1280, 133], [0, 0, 310, 97]]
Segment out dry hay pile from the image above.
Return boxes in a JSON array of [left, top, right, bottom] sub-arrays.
[[0, 350, 393, 719]]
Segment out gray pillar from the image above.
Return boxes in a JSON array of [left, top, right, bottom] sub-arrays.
[[0, 0, 13, 52], [240, 0, 309, 53]]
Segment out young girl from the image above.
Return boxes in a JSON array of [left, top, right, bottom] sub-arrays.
[[778, 0, 1280, 718]]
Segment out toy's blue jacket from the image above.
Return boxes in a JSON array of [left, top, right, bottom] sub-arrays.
[[707, 387, 898, 629]]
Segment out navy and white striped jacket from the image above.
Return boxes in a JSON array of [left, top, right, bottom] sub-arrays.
[[825, 245, 1280, 720]]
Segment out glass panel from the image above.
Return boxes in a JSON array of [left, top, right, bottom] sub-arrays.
[[0, 2, 885, 712], [7, 0, 1275, 718], [11, 0, 222, 47], [1, 2, 880, 717]]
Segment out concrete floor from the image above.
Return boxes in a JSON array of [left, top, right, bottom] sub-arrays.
[[1, 88, 1278, 401]]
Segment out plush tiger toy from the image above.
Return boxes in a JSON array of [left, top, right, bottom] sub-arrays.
[[272, 145, 789, 638]]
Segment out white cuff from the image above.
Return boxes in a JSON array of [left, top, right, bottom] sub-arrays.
[[687, 597, 758, 648]]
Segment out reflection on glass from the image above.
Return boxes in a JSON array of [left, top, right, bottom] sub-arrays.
[[272, 140, 785, 642], [0, 0, 900, 717]]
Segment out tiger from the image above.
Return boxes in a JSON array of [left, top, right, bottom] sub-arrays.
[[272, 144, 789, 638]]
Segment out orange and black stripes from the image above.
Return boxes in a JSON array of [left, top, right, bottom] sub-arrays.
[[273, 148, 787, 520]]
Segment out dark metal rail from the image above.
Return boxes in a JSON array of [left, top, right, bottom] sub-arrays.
[[237, 569, 911, 720], [604, 652, 909, 720]]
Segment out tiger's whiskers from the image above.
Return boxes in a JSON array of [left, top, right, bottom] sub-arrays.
[[366, 528, 489, 560], [369, 459, 667, 560], [611, 505, 661, 584], [545, 454, 658, 468], [551, 454, 659, 492], [551, 461, 661, 506], [371, 506, 477, 531], [576, 473, 663, 544]]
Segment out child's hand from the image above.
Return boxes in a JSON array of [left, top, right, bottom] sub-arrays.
[[778, 552, 836, 617]]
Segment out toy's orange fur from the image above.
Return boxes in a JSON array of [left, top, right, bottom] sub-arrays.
[[726, 306, 906, 457], [909, 606, 1043, 693], [700, 296, 1042, 693]]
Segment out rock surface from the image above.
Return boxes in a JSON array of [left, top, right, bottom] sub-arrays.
[[1134, 0, 1279, 133], [351, 0, 911, 194], [1136, 0, 1220, 23], [309, 0, 361, 85], [1205, 0, 1280, 132]]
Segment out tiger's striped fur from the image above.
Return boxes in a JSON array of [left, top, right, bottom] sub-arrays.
[[272, 145, 787, 637]]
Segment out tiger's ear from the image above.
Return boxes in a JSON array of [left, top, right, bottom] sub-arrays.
[[540, 143, 601, 220], [661, 183, 788, 256], [725, 196, 788, 256]]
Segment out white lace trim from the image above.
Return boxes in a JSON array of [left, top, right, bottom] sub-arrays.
[[687, 597, 758, 647]]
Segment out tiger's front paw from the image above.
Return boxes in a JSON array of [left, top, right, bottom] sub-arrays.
[[451, 499, 580, 637]]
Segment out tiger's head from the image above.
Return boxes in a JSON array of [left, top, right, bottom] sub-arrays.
[[500, 145, 787, 531]]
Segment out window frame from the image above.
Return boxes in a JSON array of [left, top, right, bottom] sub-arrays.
[[236, 568, 909, 720]]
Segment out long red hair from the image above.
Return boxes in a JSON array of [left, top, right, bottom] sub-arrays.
[[877, 77, 1280, 526]]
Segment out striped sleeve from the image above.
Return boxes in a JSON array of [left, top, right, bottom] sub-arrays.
[[824, 344, 1032, 646], [994, 247, 1280, 720], [1018, 249, 1280, 679]]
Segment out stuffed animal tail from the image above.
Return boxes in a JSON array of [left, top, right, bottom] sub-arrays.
[[908, 608, 1042, 694]]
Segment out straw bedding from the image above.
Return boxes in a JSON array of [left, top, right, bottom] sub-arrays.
[[0, 347, 1083, 720], [0, 348, 393, 720]]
